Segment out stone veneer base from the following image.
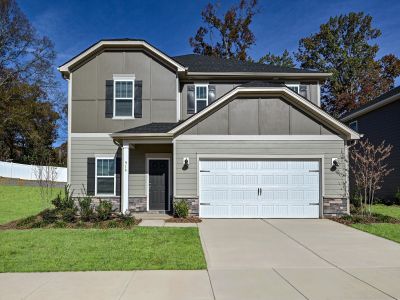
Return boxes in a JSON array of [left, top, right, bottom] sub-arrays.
[[323, 197, 348, 217], [74, 196, 147, 212], [173, 197, 199, 216]]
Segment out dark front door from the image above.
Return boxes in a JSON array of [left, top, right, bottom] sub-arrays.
[[149, 159, 169, 210]]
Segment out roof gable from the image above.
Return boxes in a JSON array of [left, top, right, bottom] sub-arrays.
[[170, 83, 360, 140], [58, 39, 186, 78]]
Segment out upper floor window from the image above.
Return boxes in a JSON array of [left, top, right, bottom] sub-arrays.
[[195, 84, 208, 112], [349, 120, 358, 132], [96, 157, 115, 195], [113, 75, 135, 118], [286, 83, 300, 94]]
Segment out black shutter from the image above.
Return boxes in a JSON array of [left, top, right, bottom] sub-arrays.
[[134, 80, 142, 118], [187, 85, 195, 114], [299, 85, 308, 98], [208, 85, 216, 104], [115, 157, 121, 196], [87, 157, 95, 195], [105, 80, 114, 118]]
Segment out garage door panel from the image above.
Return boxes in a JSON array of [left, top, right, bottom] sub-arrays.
[[199, 159, 320, 218]]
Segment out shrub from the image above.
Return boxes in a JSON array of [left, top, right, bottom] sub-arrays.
[[107, 220, 119, 228], [174, 200, 189, 218], [53, 221, 67, 228], [121, 216, 136, 227], [52, 185, 75, 211], [40, 209, 58, 224], [61, 207, 77, 222], [16, 215, 36, 227], [78, 196, 94, 221], [31, 221, 46, 228], [96, 200, 113, 221]]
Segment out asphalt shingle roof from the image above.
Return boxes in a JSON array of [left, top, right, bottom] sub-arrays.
[[172, 54, 320, 74]]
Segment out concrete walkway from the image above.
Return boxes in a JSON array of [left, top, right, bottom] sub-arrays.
[[1, 219, 400, 299]]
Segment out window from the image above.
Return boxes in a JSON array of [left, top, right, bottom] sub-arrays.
[[286, 83, 300, 94], [349, 120, 358, 132], [195, 84, 208, 112], [113, 75, 135, 118], [95, 157, 115, 195]]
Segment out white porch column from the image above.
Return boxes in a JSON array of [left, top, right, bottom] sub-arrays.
[[121, 141, 130, 213]]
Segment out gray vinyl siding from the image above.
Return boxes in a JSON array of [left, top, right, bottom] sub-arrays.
[[182, 97, 334, 135], [128, 144, 173, 197], [175, 140, 346, 198], [180, 81, 320, 120], [346, 100, 400, 200], [70, 137, 172, 197], [71, 51, 177, 133], [70, 137, 118, 196]]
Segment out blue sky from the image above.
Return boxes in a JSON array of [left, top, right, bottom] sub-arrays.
[[19, 0, 400, 144]]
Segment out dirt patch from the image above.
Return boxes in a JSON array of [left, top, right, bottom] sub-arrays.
[[165, 216, 202, 223]]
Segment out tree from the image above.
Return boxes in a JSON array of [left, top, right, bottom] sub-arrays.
[[296, 12, 400, 117], [189, 0, 259, 61], [0, 0, 60, 164], [258, 50, 295, 67], [350, 139, 393, 214]]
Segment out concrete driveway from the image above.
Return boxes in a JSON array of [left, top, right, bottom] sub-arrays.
[[1, 219, 400, 300], [199, 219, 400, 300]]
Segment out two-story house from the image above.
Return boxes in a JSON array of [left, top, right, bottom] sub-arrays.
[[342, 86, 400, 202], [58, 39, 359, 218]]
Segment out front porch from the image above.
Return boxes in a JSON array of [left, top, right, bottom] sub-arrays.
[[117, 141, 174, 214]]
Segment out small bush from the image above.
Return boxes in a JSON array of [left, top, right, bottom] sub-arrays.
[[107, 220, 119, 228], [53, 221, 67, 228], [96, 200, 113, 221], [121, 216, 136, 227], [31, 221, 46, 228], [52, 186, 75, 211], [174, 200, 189, 218], [61, 208, 77, 223], [40, 209, 58, 224], [78, 196, 94, 221], [16, 215, 36, 227]]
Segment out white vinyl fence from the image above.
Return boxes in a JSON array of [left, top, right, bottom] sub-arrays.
[[0, 161, 67, 182]]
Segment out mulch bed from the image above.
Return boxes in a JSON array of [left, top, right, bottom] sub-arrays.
[[329, 213, 400, 226], [0, 214, 141, 230], [165, 216, 202, 223]]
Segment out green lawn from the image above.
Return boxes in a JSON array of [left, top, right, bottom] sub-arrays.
[[350, 204, 400, 244], [0, 185, 62, 224], [371, 204, 400, 219], [352, 223, 400, 243], [0, 227, 206, 272]]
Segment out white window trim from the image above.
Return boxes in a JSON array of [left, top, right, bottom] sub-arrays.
[[113, 74, 135, 119], [349, 120, 358, 132], [195, 84, 208, 113], [95, 156, 116, 196], [286, 83, 300, 93]]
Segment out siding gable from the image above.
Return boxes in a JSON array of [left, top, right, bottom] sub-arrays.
[[182, 97, 335, 135]]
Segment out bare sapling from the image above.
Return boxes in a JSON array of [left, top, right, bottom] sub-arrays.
[[350, 139, 393, 214]]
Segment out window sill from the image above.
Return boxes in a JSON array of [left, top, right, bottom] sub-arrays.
[[95, 194, 117, 197], [112, 117, 135, 120]]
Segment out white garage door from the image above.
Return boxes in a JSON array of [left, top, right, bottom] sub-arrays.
[[199, 160, 320, 218]]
